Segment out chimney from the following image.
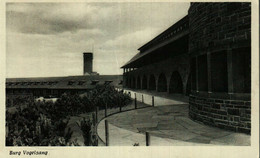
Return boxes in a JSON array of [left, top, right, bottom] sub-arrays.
[[83, 52, 93, 75]]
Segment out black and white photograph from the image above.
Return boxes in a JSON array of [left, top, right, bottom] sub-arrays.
[[1, 0, 259, 158]]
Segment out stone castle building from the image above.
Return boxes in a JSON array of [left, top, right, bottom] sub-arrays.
[[122, 2, 251, 134]]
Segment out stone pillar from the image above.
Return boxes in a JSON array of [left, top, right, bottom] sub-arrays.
[[147, 76, 149, 90], [123, 75, 126, 87], [182, 74, 186, 95], [167, 77, 171, 94], [140, 76, 143, 90], [196, 56, 199, 92], [131, 77, 134, 89], [135, 77, 138, 89], [227, 49, 233, 93], [155, 75, 159, 92], [190, 58, 193, 91], [147, 76, 150, 90], [207, 52, 212, 92]]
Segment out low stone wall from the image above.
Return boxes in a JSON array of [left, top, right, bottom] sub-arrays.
[[189, 92, 251, 134]]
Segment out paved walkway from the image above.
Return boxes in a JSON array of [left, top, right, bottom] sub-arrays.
[[97, 104, 250, 146], [119, 88, 189, 106], [66, 99, 149, 146]]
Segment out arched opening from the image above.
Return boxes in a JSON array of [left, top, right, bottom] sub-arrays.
[[142, 75, 147, 89], [186, 74, 191, 96], [157, 73, 167, 92], [148, 74, 156, 90], [137, 76, 141, 89], [169, 71, 183, 94]]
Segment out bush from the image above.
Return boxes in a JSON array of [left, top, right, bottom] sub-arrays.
[[77, 117, 98, 146], [6, 95, 34, 107], [6, 85, 131, 146]]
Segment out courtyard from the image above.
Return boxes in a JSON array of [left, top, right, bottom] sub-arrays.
[[97, 92, 250, 146]]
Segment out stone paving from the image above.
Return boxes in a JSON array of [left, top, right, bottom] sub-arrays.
[[66, 99, 149, 146], [122, 89, 189, 106], [98, 104, 250, 146]]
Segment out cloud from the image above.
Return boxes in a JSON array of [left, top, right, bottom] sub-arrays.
[[7, 3, 189, 35], [6, 2, 190, 77], [6, 3, 101, 34]]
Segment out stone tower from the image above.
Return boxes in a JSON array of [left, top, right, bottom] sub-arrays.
[[83, 52, 93, 75], [188, 2, 251, 134]]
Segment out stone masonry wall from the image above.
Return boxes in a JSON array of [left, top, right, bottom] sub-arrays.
[[188, 2, 251, 134], [189, 92, 251, 134], [189, 2, 251, 56]]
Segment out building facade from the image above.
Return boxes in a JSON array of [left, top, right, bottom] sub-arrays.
[[122, 2, 251, 134], [189, 2, 251, 134], [6, 53, 123, 103], [122, 15, 190, 96]]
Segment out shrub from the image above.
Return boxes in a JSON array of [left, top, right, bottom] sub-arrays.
[[6, 85, 132, 146], [77, 117, 98, 146]]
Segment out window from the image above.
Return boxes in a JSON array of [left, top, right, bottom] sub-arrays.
[[232, 47, 251, 93], [198, 54, 208, 91], [210, 51, 228, 92]]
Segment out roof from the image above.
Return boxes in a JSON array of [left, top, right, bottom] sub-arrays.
[[6, 75, 123, 89], [138, 15, 189, 52], [121, 15, 189, 68]]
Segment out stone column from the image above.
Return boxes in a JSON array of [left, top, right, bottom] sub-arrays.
[[196, 56, 199, 92], [140, 76, 143, 90], [147, 76, 150, 90], [135, 76, 138, 89], [123, 75, 126, 87], [227, 49, 233, 93], [155, 75, 159, 92], [167, 77, 171, 94], [207, 52, 212, 93]]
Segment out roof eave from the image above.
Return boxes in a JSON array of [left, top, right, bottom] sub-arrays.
[[137, 15, 189, 52]]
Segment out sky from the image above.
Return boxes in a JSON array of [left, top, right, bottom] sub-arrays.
[[6, 2, 190, 78]]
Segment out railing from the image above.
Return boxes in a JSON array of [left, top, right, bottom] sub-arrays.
[[95, 89, 157, 146]]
